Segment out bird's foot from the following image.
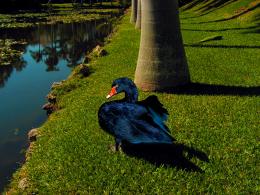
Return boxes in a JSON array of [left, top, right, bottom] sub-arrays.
[[108, 144, 122, 153]]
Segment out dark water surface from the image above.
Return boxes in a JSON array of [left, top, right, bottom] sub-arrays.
[[0, 19, 112, 191]]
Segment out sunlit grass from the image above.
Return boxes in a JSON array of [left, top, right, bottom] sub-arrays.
[[7, 0, 260, 193]]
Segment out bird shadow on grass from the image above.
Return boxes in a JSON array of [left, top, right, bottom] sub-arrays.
[[164, 83, 260, 96], [121, 142, 209, 172]]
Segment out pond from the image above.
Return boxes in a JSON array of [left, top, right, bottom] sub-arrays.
[[0, 19, 112, 191]]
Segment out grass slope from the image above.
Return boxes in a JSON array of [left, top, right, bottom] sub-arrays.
[[8, 0, 260, 193]]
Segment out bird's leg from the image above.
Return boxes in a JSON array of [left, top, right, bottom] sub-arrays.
[[115, 138, 121, 152], [108, 138, 122, 153]]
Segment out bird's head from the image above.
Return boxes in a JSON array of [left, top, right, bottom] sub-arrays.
[[106, 77, 138, 102]]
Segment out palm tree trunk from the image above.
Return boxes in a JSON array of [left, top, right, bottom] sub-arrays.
[[134, 0, 190, 91], [130, 0, 137, 23], [135, 0, 141, 29]]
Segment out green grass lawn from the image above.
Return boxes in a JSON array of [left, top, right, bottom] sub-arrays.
[[8, 0, 259, 193]]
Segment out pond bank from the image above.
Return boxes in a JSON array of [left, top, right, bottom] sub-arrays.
[[7, 0, 260, 193], [0, 14, 120, 193]]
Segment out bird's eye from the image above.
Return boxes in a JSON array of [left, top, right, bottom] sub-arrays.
[[112, 84, 119, 89]]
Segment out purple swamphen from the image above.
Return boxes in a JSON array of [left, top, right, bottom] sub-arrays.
[[98, 77, 175, 151]]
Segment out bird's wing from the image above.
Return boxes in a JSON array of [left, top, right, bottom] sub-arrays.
[[138, 95, 171, 134], [138, 95, 169, 121], [113, 114, 174, 144]]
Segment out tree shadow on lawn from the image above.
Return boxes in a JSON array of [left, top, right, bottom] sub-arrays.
[[184, 43, 260, 49], [164, 83, 260, 96], [121, 142, 209, 172], [181, 25, 260, 32], [243, 13, 260, 34], [181, 1, 259, 25], [180, 0, 238, 20]]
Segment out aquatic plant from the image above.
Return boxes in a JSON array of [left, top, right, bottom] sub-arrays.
[[0, 39, 26, 66]]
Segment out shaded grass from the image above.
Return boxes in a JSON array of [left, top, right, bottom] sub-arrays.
[[8, 0, 260, 193]]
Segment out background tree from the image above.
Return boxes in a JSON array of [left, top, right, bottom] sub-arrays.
[[1, 0, 41, 11], [134, 0, 190, 91], [119, 0, 131, 8], [88, 0, 93, 7], [130, 0, 137, 23], [135, 0, 141, 29]]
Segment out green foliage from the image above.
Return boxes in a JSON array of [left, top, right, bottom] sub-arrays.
[[0, 3, 122, 29], [119, 0, 131, 8], [7, 0, 260, 193], [0, 39, 26, 66]]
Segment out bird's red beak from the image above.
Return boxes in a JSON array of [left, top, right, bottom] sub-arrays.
[[106, 86, 117, 99]]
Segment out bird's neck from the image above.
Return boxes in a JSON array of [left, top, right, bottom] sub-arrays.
[[124, 88, 138, 103]]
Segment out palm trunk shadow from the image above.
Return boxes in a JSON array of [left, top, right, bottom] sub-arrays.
[[121, 142, 209, 172], [164, 83, 260, 96]]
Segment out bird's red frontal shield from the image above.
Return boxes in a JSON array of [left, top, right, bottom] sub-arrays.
[[106, 86, 117, 99]]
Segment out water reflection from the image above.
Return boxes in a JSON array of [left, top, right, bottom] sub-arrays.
[[0, 19, 112, 87], [0, 19, 112, 192], [0, 60, 26, 88], [31, 21, 112, 71]]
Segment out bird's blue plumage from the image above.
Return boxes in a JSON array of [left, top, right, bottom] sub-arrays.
[[98, 77, 175, 148]]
